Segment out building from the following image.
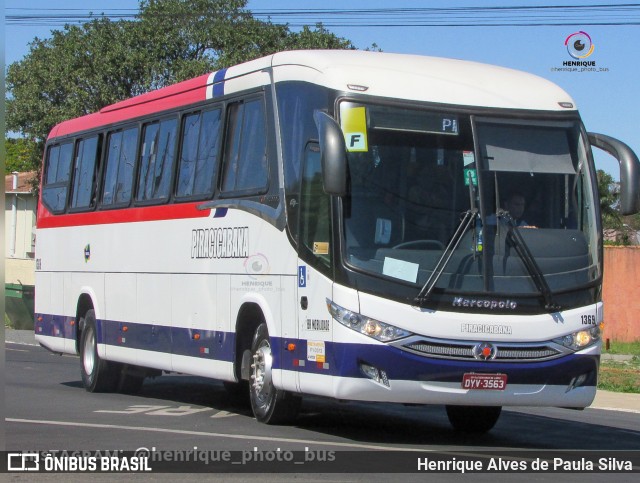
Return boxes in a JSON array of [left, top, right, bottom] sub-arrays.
[[5, 171, 38, 329], [5, 171, 37, 272]]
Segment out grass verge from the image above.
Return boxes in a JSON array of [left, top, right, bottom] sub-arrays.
[[602, 340, 640, 356], [598, 356, 640, 394]]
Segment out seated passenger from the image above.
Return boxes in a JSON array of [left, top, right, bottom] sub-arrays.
[[487, 192, 536, 228]]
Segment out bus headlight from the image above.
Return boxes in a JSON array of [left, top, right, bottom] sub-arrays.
[[555, 326, 601, 351], [326, 299, 412, 342]]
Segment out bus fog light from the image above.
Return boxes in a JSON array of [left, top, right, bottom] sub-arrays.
[[566, 372, 590, 392], [574, 373, 588, 387], [359, 362, 390, 387]]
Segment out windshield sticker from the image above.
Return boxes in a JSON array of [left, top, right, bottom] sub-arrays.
[[313, 242, 329, 255], [341, 106, 368, 152], [383, 257, 419, 284], [375, 218, 392, 244], [464, 168, 477, 186], [463, 151, 475, 166]]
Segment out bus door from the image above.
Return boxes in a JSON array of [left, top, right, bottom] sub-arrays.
[[296, 143, 335, 393]]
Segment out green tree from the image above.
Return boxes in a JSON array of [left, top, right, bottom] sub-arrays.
[[597, 169, 621, 230], [5, 137, 40, 174], [6, 0, 356, 146], [597, 169, 639, 245], [597, 169, 622, 230]]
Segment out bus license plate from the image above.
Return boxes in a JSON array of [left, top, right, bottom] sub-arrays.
[[462, 373, 507, 390]]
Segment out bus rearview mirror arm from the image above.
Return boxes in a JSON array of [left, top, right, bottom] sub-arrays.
[[314, 110, 348, 196], [588, 132, 640, 215]]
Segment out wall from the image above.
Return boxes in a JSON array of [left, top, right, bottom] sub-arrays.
[[6, 257, 36, 285], [602, 246, 640, 343], [4, 193, 37, 258]]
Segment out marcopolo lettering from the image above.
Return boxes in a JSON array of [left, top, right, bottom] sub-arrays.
[[452, 297, 517, 310], [191, 227, 249, 259]]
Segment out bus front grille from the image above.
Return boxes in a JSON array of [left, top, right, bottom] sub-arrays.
[[398, 337, 567, 362]]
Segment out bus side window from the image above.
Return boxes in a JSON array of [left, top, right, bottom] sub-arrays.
[[70, 135, 100, 210], [221, 98, 268, 194], [137, 118, 178, 202], [176, 108, 222, 199], [102, 127, 139, 206], [42, 141, 74, 213], [299, 143, 331, 269]]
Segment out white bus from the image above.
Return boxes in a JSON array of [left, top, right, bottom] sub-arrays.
[[35, 50, 640, 433]]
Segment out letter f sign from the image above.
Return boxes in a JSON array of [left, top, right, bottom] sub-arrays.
[[345, 132, 367, 152]]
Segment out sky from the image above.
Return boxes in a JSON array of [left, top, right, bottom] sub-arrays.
[[5, 0, 640, 180]]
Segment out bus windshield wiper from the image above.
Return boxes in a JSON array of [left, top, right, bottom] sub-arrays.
[[414, 208, 477, 305], [500, 211, 560, 312]]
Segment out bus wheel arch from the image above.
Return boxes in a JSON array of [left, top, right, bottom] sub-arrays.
[[76, 293, 96, 355], [234, 302, 266, 383]]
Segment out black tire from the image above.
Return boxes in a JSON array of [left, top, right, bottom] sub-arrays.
[[223, 380, 251, 408], [79, 309, 119, 393], [445, 405, 502, 434], [249, 323, 300, 424]]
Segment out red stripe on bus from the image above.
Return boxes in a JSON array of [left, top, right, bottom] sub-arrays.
[[37, 202, 211, 229]]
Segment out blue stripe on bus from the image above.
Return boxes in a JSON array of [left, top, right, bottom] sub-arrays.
[[273, 337, 598, 387], [35, 313, 76, 341], [213, 207, 228, 218], [212, 68, 227, 98], [35, 312, 597, 386]]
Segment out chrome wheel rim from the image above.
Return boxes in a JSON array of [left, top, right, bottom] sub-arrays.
[[83, 328, 95, 376], [251, 339, 273, 404]]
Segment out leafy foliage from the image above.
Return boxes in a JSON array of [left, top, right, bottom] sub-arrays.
[[598, 169, 640, 245], [5, 138, 40, 174], [597, 169, 621, 229]]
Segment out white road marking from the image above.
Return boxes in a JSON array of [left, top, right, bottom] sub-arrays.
[[6, 417, 450, 452], [211, 411, 237, 418]]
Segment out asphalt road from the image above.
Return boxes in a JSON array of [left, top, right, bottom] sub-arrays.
[[5, 341, 640, 481]]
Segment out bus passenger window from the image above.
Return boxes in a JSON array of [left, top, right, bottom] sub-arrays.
[[299, 143, 331, 268], [70, 135, 100, 210], [176, 108, 222, 198], [137, 118, 178, 202], [102, 127, 138, 206], [221, 99, 268, 194], [42, 141, 74, 213]]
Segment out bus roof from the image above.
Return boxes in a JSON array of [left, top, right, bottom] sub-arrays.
[[48, 50, 576, 140]]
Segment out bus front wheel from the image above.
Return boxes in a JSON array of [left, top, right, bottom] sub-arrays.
[[249, 323, 300, 424], [79, 309, 118, 392], [445, 405, 502, 434]]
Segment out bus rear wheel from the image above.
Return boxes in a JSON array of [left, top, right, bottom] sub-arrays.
[[249, 323, 300, 424], [79, 309, 119, 392], [445, 405, 502, 434]]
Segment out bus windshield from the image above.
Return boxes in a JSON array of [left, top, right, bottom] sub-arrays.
[[340, 101, 600, 302]]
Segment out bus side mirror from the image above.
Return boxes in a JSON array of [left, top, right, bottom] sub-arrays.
[[314, 110, 348, 196], [588, 132, 640, 215]]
